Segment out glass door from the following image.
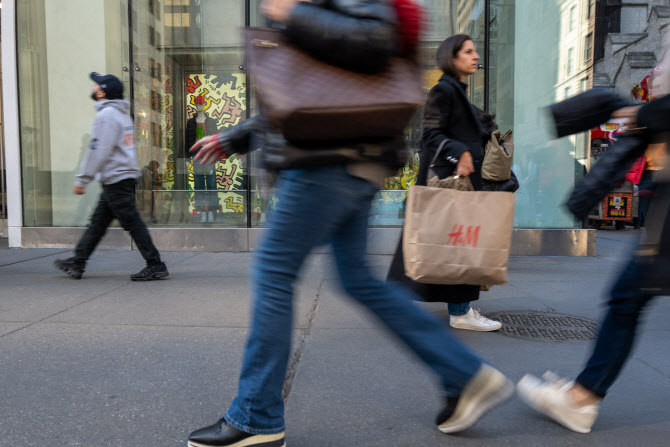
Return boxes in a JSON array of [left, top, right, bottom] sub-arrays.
[[129, 0, 248, 227]]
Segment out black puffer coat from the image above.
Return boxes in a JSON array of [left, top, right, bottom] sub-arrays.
[[217, 0, 411, 172], [558, 93, 670, 294]]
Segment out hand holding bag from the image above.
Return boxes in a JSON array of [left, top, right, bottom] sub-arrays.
[[245, 27, 424, 143], [481, 129, 513, 181]]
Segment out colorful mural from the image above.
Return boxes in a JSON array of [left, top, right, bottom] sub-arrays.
[[154, 73, 247, 220]]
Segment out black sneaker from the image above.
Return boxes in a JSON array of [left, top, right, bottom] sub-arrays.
[[130, 262, 169, 281], [187, 418, 285, 447], [54, 257, 86, 279], [437, 364, 513, 433]]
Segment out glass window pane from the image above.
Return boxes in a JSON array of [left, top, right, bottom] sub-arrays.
[[134, 0, 247, 227], [17, 0, 128, 226]]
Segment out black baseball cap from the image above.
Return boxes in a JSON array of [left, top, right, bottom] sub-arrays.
[[90, 72, 124, 99]]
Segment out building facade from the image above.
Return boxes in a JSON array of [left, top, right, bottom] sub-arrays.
[[3, 0, 604, 255]]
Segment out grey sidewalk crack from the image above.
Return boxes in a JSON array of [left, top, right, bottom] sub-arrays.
[[0, 249, 71, 268], [0, 282, 133, 339], [633, 356, 670, 381], [282, 276, 324, 400]]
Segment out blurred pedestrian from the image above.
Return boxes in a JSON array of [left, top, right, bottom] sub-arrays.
[[387, 34, 503, 331], [186, 3, 512, 447], [517, 97, 670, 434], [54, 73, 168, 281]]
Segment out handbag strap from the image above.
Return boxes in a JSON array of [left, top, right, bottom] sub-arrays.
[[427, 138, 473, 191], [429, 138, 450, 168]]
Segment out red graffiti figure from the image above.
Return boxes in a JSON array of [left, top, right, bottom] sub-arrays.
[[186, 76, 202, 94], [447, 224, 481, 248]]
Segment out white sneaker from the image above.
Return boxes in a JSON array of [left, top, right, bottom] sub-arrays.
[[450, 308, 502, 331], [517, 372, 599, 434], [437, 363, 514, 433]]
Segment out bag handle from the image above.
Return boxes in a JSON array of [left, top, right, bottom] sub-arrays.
[[429, 138, 450, 168]]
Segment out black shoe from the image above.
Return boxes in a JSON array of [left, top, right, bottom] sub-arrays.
[[188, 418, 285, 447], [437, 364, 513, 433], [54, 257, 85, 279], [130, 262, 169, 281]]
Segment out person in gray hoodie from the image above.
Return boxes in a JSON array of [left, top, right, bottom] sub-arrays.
[[54, 73, 168, 281]]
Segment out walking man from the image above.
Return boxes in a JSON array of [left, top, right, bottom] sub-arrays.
[[54, 73, 169, 281]]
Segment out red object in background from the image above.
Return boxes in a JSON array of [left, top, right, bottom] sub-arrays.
[[394, 0, 425, 56], [624, 156, 645, 185], [194, 95, 206, 105]]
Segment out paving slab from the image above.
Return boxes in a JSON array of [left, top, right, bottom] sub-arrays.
[[0, 238, 71, 267], [0, 324, 249, 447], [43, 275, 323, 328]]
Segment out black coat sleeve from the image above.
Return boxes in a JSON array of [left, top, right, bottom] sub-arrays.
[[216, 117, 259, 157], [422, 83, 471, 167], [284, 1, 396, 73], [638, 94, 670, 133]]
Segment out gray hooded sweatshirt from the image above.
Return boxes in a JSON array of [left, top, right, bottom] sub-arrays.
[[75, 99, 140, 187]]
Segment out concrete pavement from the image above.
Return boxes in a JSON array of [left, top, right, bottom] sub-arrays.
[[1, 229, 669, 446]]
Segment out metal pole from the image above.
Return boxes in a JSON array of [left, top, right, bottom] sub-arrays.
[[245, 0, 252, 229], [128, 0, 135, 119], [484, 0, 490, 112]]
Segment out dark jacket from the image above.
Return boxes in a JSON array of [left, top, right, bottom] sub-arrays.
[[387, 74, 489, 304], [560, 94, 670, 293], [548, 88, 631, 138], [217, 0, 409, 172], [418, 74, 487, 189]]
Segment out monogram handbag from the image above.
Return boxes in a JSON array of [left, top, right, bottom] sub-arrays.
[[245, 27, 424, 143]]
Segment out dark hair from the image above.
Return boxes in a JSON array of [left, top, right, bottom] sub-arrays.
[[436, 34, 472, 77]]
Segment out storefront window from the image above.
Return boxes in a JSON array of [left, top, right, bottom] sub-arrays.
[[17, 0, 249, 227], [17, 0, 585, 231]]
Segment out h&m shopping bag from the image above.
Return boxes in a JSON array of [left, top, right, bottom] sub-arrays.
[[402, 183, 516, 285]]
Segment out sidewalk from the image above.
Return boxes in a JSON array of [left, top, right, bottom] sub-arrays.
[[1, 230, 669, 446]]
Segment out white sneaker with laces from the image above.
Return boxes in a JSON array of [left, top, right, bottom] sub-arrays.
[[449, 308, 502, 331], [517, 371, 599, 434]]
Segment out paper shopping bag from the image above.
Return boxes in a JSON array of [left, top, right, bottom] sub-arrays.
[[402, 185, 516, 285]]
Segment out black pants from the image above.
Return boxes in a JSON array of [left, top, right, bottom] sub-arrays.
[[75, 179, 161, 265]]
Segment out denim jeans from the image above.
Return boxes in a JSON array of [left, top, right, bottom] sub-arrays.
[[575, 256, 657, 397], [224, 166, 484, 434], [74, 179, 161, 265], [193, 171, 219, 212], [448, 302, 471, 316]]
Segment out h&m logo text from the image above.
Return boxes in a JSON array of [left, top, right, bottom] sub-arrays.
[[447, 224, 481, 248]]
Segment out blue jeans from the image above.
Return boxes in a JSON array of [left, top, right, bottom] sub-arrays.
[[576, 256, 656, 397], [224, 166, 485, 434], [448, 302, 471, 316]]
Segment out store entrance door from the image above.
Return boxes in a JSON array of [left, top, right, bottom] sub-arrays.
[[123, 0, 249, 227]]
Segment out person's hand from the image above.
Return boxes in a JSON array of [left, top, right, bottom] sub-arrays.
[[73, 184, 86, 195], [456, 151, 475, 177], [612, 105, 642, 127], [261, 0, 309, 24], [190, 134, 229, 165]]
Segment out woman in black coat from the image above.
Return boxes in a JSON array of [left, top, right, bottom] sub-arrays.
[[387, 34, 502, 332]]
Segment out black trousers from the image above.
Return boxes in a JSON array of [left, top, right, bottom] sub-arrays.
[[75, 179, 161, 265]]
